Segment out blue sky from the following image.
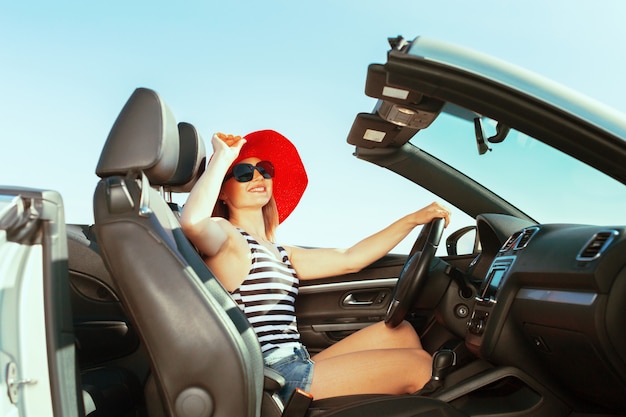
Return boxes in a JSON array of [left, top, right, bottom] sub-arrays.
[[2, 1, 625, 250]]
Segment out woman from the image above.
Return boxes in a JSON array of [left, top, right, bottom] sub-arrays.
[[181, 129, 451, 403]]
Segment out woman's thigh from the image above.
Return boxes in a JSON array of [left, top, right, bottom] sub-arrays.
[[309, 347, 432, 399], [312, 320, 423, 362]]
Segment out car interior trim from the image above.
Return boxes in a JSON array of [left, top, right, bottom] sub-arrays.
[[515, 289, 598, 306], [298, 278, 397, 294]]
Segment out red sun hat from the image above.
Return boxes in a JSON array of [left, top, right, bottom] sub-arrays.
[[230, 129, 308, 223]]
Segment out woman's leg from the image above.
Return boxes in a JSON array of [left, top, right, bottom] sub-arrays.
[[309, 347, 432, 399], [308, 320, 432, 399], [311, 320, 424, 362]]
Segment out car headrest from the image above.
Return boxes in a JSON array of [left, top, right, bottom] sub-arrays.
[[167, 122, 206, 193], [95, 88, 180, 185]]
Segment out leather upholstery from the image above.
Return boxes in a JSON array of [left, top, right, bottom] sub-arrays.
[[94, 88, 264, 417], [168, 122, 206, 193]]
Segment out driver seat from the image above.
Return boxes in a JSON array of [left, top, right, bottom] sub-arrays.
[[92, 87, 468, 417]]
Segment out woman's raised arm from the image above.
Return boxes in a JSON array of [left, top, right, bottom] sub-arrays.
[[180, 133, 246, 257]]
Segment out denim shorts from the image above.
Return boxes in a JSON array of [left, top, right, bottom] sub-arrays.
[[263, 344, 314, 403]]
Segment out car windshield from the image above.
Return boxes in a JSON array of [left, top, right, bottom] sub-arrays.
[[410, 109, 626, 226]]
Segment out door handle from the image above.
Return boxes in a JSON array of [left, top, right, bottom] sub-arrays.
[[343, 293, 374, 306], [342, 290, 390, 307]]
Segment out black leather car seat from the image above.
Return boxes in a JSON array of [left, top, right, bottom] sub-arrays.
[[94, 87, 265, 417], [92, 87, 468, 417]]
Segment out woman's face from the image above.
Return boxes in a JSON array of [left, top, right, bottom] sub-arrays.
[[220, 157, 274, 211]]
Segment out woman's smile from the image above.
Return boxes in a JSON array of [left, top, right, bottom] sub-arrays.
[[248, 185, 267, 193]]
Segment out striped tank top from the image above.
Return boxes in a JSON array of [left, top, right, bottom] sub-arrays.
[[231, 229, 301, 353]]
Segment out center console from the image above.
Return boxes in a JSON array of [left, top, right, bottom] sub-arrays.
[[467, 255, 515, 337], [465, 226, 539, 355]]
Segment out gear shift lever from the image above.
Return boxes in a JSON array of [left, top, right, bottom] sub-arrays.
[[431, 349, 456, 381], [414, 349, 457, 396]]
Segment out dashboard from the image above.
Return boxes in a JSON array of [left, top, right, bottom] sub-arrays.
[[465, 215, 626, 410]]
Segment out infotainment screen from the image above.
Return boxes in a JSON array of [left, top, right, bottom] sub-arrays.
[[482, 268, 506, 298], [480, 256, 515, 301]]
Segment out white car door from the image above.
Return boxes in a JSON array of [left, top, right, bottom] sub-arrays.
[[0, 188, 82, 417]]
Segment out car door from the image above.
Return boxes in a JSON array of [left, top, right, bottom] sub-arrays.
[[0, 187, 82, 417]]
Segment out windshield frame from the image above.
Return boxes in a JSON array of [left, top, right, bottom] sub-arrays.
[[347, 35, 626, 229]]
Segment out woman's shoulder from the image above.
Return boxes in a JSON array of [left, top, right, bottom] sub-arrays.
[[202, 217, 248, 252], [210, 216, 238, 234]]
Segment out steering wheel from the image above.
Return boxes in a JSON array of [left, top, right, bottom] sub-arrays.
[[385, 217, 446, 328]]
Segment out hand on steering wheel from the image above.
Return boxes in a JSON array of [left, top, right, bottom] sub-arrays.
[[385, 217, 446, 328]]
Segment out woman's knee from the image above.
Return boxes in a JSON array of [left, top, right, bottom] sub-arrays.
[[391, 320, 423, 347], [407, 349, 433, 392], [414, 347, 432, 363]]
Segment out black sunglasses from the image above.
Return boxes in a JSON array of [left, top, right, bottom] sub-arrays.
[[224, 160, 275, 183]]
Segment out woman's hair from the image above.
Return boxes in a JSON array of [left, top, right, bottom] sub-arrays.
[[212, 196, 279, 242]]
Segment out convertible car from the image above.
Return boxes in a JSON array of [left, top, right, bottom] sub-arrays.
[[2, 35, 625, 417]]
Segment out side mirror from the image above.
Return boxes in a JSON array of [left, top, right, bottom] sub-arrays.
[[446, 225, 479, 256]]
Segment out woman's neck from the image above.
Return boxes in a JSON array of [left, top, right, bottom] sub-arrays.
[[229, 212, 268, 240]]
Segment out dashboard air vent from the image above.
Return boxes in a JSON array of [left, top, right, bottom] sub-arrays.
[[500, 227, 540, 253], [515, 227, 540, 250], [576, 230, 619, 262], [500, 231, 522, 252]]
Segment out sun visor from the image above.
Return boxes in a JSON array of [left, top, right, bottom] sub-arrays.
[[365, 63, 425, 105], [346, 113, 418, 149], [347, 63, 445, 149]]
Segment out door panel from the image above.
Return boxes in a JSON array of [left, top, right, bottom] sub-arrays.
[[297, 254, 404, 353], [66, 224, 148, 376]]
